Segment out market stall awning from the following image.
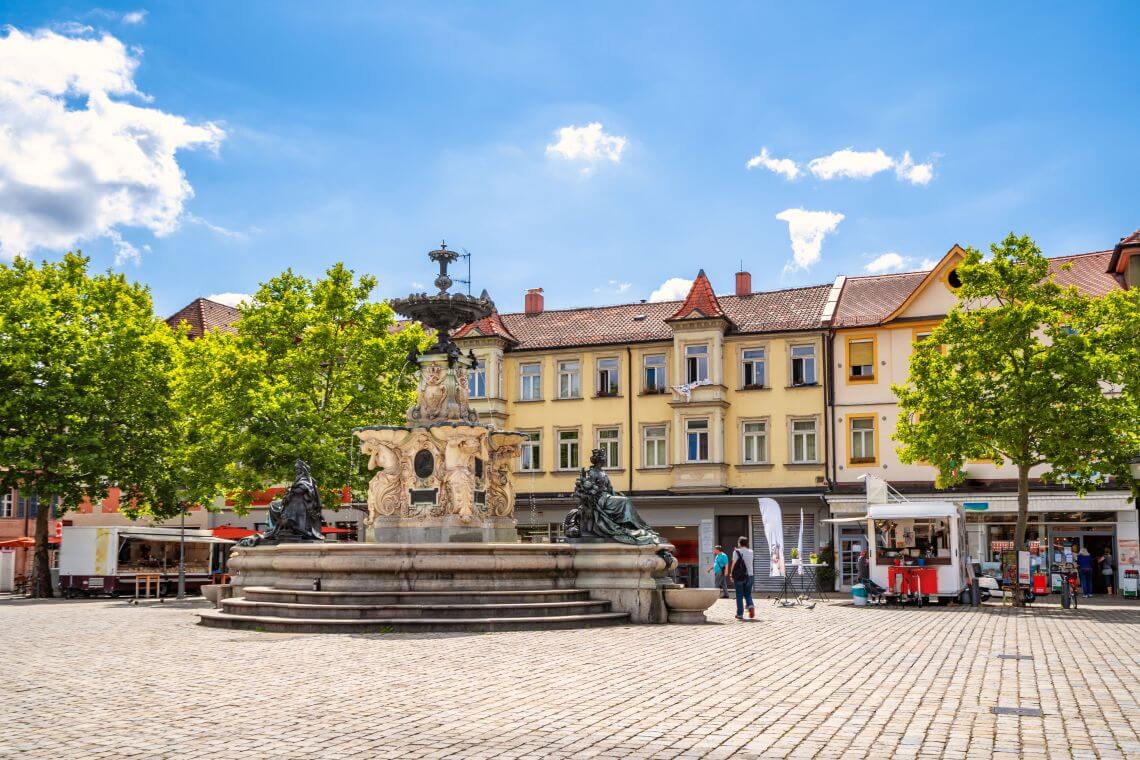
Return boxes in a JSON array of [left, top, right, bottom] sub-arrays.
[[867, 502, 959, 519], [321, 526, 354, 535], [212, 525, 256, 540], [822, 516, 867, 524]]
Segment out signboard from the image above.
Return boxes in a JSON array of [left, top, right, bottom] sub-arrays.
[[1017, 550, 1031, 586], [698, 519, 714, 554], [963, 502, 988, 511], [1119, 538, 1139, 568], [55, 520, 63, 539]]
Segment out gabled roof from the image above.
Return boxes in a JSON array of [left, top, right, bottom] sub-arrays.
[[1107, 228, 1140, 276], [666, 270, 727, 322], [834, 246, 1127, 329], [458, 284, 831, 352], [165, 298, 240, 338], [452, 311, 518, 344]]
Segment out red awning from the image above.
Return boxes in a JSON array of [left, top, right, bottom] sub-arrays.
[[0, 536, 57, 549], [212, 525, 257, 540], [321, 526, 354, 535]]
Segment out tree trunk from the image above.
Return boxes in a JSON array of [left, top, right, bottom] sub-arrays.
[[32, 501, 53, 598], [1013, 463, 1030, 608]]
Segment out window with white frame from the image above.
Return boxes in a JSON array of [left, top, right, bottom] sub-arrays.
[[685, 418, 710, 462], [520, 431, 541, 471], [643, 425, 667, 468], [558, 429, 580, 470], [850, 417, 876, 463], [742, 420, 768, 464], [643, 354, 666, 392], [791, 418, 818, 463], [0, 490, 12, 518], [791, 344, 817, 386], [848, 339, 874, 380], [596, 358, 619, 396], [557, 360, 580, 399], [470, 359, 487, 398], [685, 344, 709, 383], [520, 362, 542, 400], [742, 348, 766, 388], [597, 428, 620, 468]]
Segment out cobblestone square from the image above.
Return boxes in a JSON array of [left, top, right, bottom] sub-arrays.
[[2, 595, 1138, 759]]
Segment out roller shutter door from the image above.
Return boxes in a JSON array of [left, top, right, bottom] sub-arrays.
[[750, 508, 817, 594]]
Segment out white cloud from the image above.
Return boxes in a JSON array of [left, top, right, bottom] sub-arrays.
[[648, 277, 693, 302], [185, 213, 247, 240], [806, 147, 935, 185], [206, 292, 252, 308], [895, 151, 934, 185], [808, 148, 894, 180], [745, 147, 799, 180], [411, 281, 425, 291], [122, 10, 148, 25], [919, 257, 939, 270], [52, 22, 96, 35], [594, 279, 632, 296], [0, 28, 224, 261], [775, 208, 845, 272], [545, 122, 627, 165], [864, 252, 910, 274]]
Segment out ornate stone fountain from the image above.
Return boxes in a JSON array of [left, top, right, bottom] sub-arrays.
[[203, 244, 685, 632], [355, 243, 526, 542]]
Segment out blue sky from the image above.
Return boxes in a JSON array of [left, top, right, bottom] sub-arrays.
[[2, 2, 1138, 315]]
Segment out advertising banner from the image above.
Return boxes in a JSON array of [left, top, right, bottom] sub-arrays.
[[758, 497, 785, 577]]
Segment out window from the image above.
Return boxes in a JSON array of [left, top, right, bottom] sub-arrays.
[[596, 358, 619, 396], [470, 359, 487, 398], [791, 419, 818, 463], [914, 331, 933, 344], [685, 418, 709, 462], [597, 428, 620, 468], [742, 348, 766, 388], [848, 339, 875, 381], [0, 490, 12, 519], [558, 429, 580, 470], [20, 492, 40, 518], [791, 345, 816, 386], [946, 268, 962, 289], [557, 360, 580, 399], [849, 416, 876, 464], [742, 420, 768, 464], [685, 344, 709, 383], [643, 425, 667, 468], [520, 362, 542, 400], [520, 431, 541, 471], [644, 354, 666, 392]]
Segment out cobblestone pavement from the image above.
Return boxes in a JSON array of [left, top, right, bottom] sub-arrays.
[[2, 594, 1139, 759]]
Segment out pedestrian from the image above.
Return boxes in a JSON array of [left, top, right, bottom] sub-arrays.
[[728, 536, 755, 620], [1077, 547, 1094, 598], [707, 545, 730, 599], [1099, 549, 1114, 596]]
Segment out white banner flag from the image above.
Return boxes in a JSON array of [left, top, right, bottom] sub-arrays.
[[796, 507, 804, 576], [758, 497, 785, 577]]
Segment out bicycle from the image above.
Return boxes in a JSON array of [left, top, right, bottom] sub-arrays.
[[1058, 564, 1079, 610]]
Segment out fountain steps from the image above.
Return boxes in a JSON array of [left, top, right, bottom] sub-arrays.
[[199, 586, 631, 632]]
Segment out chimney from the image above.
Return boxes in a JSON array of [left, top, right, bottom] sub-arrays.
[[524, 287, 544, 315], [735, 270, 752, 296]]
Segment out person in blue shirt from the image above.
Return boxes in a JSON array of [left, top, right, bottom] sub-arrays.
[[707, 545, 729, 599], [1077, 547, 1094, 597]]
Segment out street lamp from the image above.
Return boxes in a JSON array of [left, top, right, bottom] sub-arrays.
[[177, 501, 187, 600]]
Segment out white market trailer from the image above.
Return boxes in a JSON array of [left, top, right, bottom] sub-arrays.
[[58, 526, 234, 597]]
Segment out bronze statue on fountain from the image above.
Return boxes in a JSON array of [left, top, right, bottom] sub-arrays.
[[237, 460, 324, 546], [565, 449, 668, 548]]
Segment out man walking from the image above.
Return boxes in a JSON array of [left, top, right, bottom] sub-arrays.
[[707, 545, 730, 599], [728, 536, 755, 620]]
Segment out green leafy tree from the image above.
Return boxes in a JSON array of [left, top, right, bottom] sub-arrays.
[[894, 235, 1136, 594], [0, 253, 181, 597], [175, 262, 427, 512]]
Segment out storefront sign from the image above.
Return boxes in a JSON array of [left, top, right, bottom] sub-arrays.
[[963, 502, 988, 511]]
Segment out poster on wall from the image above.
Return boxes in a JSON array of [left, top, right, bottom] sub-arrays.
[[699, 519, 714, 555], [757, 497, 785, 577], [1119, 538, 1139, 568]]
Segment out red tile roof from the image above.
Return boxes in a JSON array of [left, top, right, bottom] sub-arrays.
[[834, 249, 1126, 328], [667, 270, 727, 322], [452, 311, 518, 343], [165, 298, 240, 338], [471, 284, 832, 351]]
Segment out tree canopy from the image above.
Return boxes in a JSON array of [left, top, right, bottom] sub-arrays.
[[893, 234, 1137, 558], [0, 253, 180, 596], [174, 262, 429, 511]]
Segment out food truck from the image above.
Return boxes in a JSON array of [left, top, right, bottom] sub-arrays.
[[866, 501, 969, 605], [58, 526, 234, 597]]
